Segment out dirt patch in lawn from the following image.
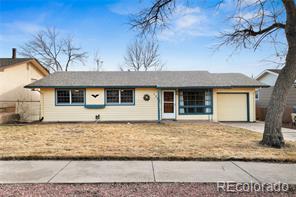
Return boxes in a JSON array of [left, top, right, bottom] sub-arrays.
[[0, 122, 295, 162]]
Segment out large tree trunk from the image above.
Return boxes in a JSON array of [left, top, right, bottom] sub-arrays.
[[262, 0, 296, 148]]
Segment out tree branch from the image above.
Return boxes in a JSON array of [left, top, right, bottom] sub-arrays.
[[19, 27, 87, 72], [122, 39, 163, 71], [234, 22, 285, 37]]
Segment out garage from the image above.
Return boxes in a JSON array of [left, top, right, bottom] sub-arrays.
[[217, 93, 249, 122]]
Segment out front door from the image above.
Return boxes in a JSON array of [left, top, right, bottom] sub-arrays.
[[162, 90, 175, 119]]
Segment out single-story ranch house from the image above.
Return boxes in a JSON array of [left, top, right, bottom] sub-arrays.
[[25, 71, 268, 122]]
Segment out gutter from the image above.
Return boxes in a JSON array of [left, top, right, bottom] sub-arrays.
[[157, 89, 161, 123], [24, 85, 270, 89], [24, 85, 158, 89]]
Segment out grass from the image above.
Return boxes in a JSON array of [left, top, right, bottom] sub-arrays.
[[0, 122, 295, 161]]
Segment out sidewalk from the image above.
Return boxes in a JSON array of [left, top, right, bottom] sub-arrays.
[[0, 160, 295, 184], [222, 122, 296, 141]]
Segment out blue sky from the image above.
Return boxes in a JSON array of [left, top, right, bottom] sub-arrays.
[[0, 0, 284, 76]]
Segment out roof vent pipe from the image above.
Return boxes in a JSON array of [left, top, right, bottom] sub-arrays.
[[12, 48, 16, 59]]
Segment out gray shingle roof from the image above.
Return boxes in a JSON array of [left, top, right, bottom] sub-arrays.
[[25, 71, 268, 88], [0, 58, 32, 67]]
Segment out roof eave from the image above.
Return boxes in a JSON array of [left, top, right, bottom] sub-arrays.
[[24, 85, 158, 89], [256, 70, 279, 80], [0, 59, 49, 76], [25, 85, 270, 89]]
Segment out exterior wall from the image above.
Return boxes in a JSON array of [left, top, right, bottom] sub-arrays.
[[257, 87, 296, 108], [41, 88, 158, 122], [0, 62, 47, 121], [86, 88, 105, 105], [174, 89, 213, 121], [257, 73, 277, 86], [165, 88, 256, 122], [212, 88, 256, 122], [256, 71, 296, 122], [0, 62, 44, 102], [256, 87, 296, 123], [41, 87, 256, 122], [256, 71, 296, 123]]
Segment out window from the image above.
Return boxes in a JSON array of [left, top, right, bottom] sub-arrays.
[[56, 89, 85, 105], [106, 90, 119, 103], [255, 90, 260, 101], [57, 90, 70, 104], [106, 89, 134, 105], [71, 89, 85, 103], [120, 89, 134, 103], [179, 89, 212, 114]]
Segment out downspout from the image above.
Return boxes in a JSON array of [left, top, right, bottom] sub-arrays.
[[157, 88, 161, 123], [40, 90, 44, 121], [175, 89, 177, 120]]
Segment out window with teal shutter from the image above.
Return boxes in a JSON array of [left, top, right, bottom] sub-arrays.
[[179, 89, 212, 115]]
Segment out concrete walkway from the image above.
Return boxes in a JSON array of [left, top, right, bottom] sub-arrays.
[[0, 160, 295, 184], [223, 122, 296, 141]]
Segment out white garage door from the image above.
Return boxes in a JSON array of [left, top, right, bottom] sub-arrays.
[[217, 93, 248, 121]]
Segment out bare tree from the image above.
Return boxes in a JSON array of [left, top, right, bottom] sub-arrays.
[[131, 0, 296, 148], [19, 27, 87, 72], [121, 39, 164, 71], [93, 50, 104, 71]]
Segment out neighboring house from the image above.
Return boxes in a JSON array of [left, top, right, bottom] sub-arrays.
[[256, 69, 296, 122], [0, 48, 49, 121], [25, 71, 267, 122]]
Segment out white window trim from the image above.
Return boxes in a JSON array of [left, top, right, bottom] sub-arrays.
[[56, 89, 85, 105], [105, 89, 135, 105]]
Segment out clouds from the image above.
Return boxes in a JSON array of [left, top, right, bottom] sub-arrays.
[[220, 0, 259, 10], [108, 0, 146, 15], [176, 14, 201, 29], [108, 1, 218, 42], [4, 21, 44, 34], [158, 5, 216, 42], [0, 21, 45, 45]]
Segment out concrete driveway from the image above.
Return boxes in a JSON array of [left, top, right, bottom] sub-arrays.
[[0, 160, 296, 184], [222, 121, 296, 141]]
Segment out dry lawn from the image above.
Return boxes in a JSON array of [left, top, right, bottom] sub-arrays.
[[0, 122, 295, 161]]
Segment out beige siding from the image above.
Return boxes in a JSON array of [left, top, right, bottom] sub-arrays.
[[41, 87, 256, 122], [0, 63, 44, 102], [41, 88, 158, 122], [176, 114, 213, 120], [0, 62, 47, 121], [86, 88, 105, 104]]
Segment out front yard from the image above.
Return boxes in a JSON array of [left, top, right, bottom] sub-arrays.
[[0, 122, 295, 161]]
